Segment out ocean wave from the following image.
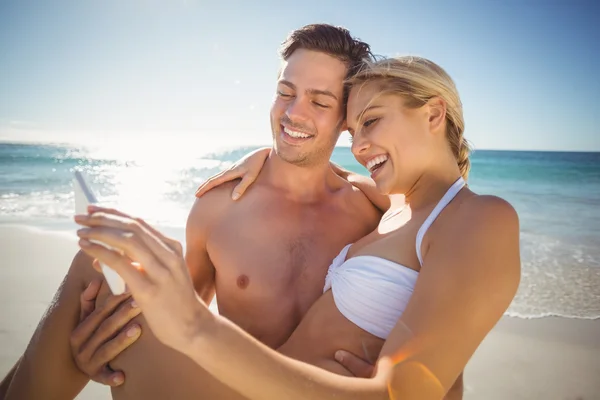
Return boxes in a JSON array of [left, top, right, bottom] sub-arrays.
[[2, 143, 599, 320], [503, 310, 600, 320]]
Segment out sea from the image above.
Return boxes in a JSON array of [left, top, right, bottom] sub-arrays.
[[1, 142, 599, 320]]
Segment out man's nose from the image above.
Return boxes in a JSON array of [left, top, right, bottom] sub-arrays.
[[285, 97, 310, 123]]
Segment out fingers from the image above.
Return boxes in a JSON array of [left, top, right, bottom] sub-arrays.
[[92, 259, 103, 273], [231, 174, 256, 201], [78, 239, 151, 295], [195, 147, 270, 199], [79, 279, 102, 321], [75, 210, 188, 302], [71, 292, 131, 352], [93, 368, 125, 387], [334, 350, 375, 378], [195, 170, 228, 198], [78, 298, 142, 364], [90, 322, 142, 374], [85, 206, 182, 255], [195, 168, 243, 199], [76, 215, 175, 271]]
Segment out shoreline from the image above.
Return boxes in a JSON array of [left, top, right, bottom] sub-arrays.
[[1, 223, 599, 399]]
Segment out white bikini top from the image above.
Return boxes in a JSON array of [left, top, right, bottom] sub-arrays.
[[323, 177, 465, 339]]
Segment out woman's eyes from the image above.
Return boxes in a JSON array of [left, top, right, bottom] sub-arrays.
[[363, 118, 379, 127], [349, 118, 380, 141]]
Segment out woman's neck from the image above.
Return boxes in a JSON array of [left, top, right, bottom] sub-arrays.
[[403, 161, 463, 211]]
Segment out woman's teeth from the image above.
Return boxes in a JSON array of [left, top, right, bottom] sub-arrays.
[[367, 155, 389, 172], [284, 127, 311, 139]]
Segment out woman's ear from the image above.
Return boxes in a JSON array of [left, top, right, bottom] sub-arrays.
[[427, 97, 447, 133]]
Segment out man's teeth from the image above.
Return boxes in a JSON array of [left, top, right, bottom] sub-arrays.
[[284, 127, 311, 139], [366, 155, 389, 172]]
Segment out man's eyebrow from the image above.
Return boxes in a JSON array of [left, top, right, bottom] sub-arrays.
[[279, 80, 296, 90], [307, 88, 338, 101], [278, 80, 338, 101]]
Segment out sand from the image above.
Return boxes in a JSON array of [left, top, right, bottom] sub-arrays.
[[1, 224, 599, 400]]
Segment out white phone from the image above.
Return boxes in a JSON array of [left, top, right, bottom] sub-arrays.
[[74, 170, 127, 295]]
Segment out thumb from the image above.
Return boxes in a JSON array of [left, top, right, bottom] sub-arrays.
[[95, 369, 125, 387], [92, 259, 103, 274], [335, 350, 375, 378], [231, 174, 256, 201]]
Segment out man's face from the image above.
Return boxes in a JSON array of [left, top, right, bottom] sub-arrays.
[[270, 49, 347, 167]]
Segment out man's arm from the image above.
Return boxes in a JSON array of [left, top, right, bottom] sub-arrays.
[[69, 279, 140, 387], [186, 196, 219, 304], [3, 251, 103, 400]]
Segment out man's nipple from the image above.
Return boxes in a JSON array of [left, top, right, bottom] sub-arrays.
[[237, 274, 250, 289]]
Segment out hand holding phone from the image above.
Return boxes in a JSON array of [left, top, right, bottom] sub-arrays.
[[74, 170, 127, 295]]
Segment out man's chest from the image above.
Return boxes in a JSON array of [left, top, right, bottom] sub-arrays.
[[206, 200, 371, 298]]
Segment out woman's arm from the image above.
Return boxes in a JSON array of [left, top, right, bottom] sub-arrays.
[[195, 147, 271, 200], [330, 162, 390, 213], [384, 195, 520, 396], [190, 313, 391, 400], [74, 196, 520, 400], [195, 147, 391, 213]]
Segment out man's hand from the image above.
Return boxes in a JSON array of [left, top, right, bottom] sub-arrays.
[[70, 278, 142, 386], [334, 350, 375, 378]]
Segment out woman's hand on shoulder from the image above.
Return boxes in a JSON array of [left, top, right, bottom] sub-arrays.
[[195, 147, 270, 200]]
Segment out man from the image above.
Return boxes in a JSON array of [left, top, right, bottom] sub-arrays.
[[1, 24, 385, 400]]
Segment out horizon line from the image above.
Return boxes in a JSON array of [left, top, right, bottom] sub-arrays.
[[0, 139, 598, 154]]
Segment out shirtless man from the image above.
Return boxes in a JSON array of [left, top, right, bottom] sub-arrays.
[[0, 24, 385, 399]]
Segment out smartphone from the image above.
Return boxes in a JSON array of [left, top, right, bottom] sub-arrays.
[[74, 170, 127, 295]]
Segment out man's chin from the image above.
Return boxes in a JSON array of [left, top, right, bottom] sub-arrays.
[[273, 143, 309, 165]]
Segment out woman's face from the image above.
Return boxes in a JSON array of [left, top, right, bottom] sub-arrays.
[[346, 82, 435, 195]]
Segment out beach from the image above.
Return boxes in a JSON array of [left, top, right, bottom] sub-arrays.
[[1, 223, 599, 400], [1, 143, 599, 398]]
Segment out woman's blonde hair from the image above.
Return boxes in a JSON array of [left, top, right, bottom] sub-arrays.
[[347, 56, 471, 180]]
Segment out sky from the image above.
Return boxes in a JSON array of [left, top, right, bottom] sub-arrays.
[[0, 0, 598, 151]]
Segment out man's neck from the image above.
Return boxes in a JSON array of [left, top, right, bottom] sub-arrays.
[[259, 150, 337, 202]]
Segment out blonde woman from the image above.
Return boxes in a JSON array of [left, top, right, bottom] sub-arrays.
[[75, 56, 521, 399]]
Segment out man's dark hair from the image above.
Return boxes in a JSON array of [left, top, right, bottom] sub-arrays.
[[279, 24, 373, 105]]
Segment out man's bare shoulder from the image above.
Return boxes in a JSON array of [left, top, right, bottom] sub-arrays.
[[187, 180, 239, 232], [333, 176, 382, 222], [329, 165, 390, 214]]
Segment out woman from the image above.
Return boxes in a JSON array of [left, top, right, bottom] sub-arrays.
[[74, 56, 521, 399]]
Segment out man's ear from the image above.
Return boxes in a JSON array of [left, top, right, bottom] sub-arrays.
[[427, 97, 446, 133], [339, 119, 348, 133]]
